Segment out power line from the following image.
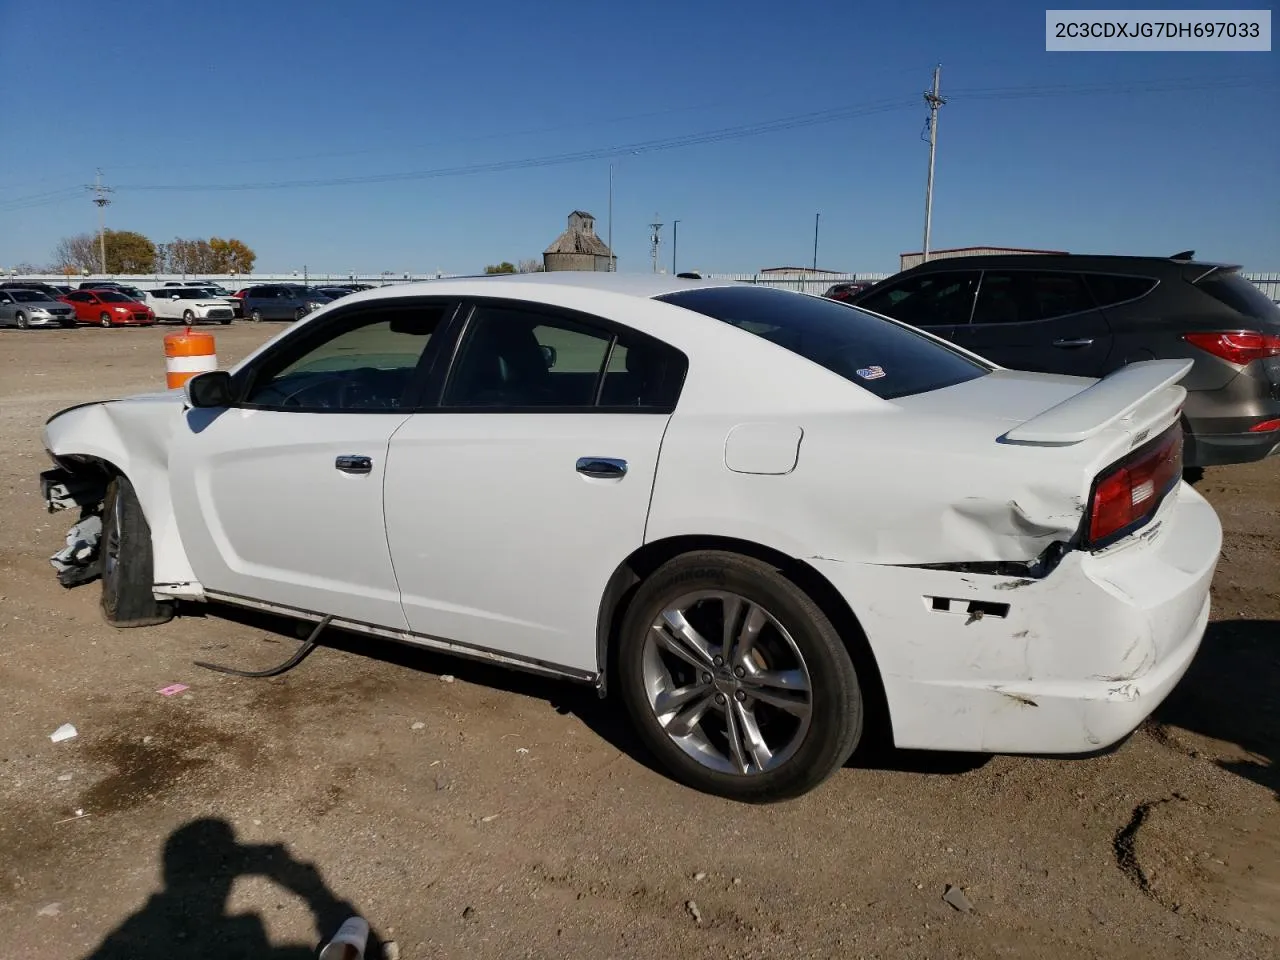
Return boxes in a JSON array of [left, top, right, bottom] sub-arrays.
[[85, 170, 114, 275]]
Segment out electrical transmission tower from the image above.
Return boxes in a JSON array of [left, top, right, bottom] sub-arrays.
[[649, 215, 663, 274], [85, 169, 114, 275]]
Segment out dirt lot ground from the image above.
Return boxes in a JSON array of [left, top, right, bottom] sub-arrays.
[[1, 324, 1277, 960]]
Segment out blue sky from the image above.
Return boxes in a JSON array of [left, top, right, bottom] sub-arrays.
[[0, 0, 1275, 275]]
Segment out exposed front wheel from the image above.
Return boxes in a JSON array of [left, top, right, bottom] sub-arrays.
[[251, 309, 263, 323], [182, 309, 196, 323], [15, 312, 28, 329], [100, 476, 175, 628], [618, 551, 863, 802]]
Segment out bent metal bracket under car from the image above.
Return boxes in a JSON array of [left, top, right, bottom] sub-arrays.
[[38, 274, 1222, 802]]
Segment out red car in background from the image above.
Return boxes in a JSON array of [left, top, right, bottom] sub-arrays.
[[59, 289, 156, 327]]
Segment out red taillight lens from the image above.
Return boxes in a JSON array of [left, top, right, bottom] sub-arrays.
[[1087, 425, 1183, 546], [1249, 418, 1280, 433], [1183, 331, 1280, 365]]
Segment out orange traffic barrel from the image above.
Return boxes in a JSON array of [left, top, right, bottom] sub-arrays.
[[164, 327, 217, 389]]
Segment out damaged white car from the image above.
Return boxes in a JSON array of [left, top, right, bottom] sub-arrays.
[[40, 274, 1221, 801]]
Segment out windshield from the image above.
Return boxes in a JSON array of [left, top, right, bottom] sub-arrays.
[[11, 289, 49, 302], [97, 291, 133, 303], [174, 289, 213, 299], [657, 286, 990, 400]]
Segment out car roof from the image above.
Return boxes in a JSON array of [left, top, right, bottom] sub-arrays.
[[344, 271, 735, 302], [897, 252, 1240, 273]]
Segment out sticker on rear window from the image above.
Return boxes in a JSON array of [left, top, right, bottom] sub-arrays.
[[856, 365, 886, 380]]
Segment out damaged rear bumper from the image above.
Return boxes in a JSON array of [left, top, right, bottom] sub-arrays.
[[811, 482, 1221, 755]]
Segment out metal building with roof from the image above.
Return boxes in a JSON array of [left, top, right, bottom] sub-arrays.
[[543, 211, 616, 272]]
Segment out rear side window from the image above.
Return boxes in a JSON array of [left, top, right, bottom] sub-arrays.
[[1194, 271, 1280, 323], [1083, 273, 1157, 308], [854, 271, 979, 326], [657, 286, 989, 401]]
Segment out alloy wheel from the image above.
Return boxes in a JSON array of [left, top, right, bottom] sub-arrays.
[[641, 590, 813, 776]]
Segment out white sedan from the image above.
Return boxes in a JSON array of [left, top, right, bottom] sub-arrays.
[[40, 274, 1220, 801], [140, 288, 235, 324]]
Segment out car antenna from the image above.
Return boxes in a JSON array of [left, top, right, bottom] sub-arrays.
[[1170, 250, 1195, 261]]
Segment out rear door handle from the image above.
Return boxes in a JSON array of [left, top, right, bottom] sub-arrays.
[[576, 457, 627, 479], [1052, 338, 1094, 348], [335, 455, 373, 474]]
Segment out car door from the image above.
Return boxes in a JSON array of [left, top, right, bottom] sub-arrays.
[[383, 299, 687, 673], [167, 298, 454, 627], [64, 291, 94, 323], [851, 270, 981, 347], [0, 292, 15, 325], [954, 270, 1113, 376]]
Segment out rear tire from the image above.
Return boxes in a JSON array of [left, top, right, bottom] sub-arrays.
[[100, 476, 174, 628], [182, 309, 196, 323], [251, 309, 263, 323], [15, 311, 28, 329], [99, 312, 112, 327], [617, 550, 863, 802]]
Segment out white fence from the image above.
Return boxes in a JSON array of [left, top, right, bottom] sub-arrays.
[[4, 270, 1278, 301]]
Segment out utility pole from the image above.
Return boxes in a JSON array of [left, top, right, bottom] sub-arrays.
[[649, 215, 663, 274], [607, 163, 615, 271], [812, 213, 821, 272], [921, 64, 945, 264], [671, 220, 680, 275], [85, 169, 114, 275]]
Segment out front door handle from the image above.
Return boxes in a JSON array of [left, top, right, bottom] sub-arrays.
[[335, 455, 373, 475], [1052, 338, 1094, 348], [576, 457, 627, 479]]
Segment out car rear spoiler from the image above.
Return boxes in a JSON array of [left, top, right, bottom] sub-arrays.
[[1001, 359, 1192, 445]]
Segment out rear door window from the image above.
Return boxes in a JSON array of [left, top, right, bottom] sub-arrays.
[[854, 271, 980, 327], [657, 286, 989, 401], [972, 271, 1094, 325]]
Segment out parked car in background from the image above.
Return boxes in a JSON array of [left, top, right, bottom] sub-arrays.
[[822, 281, 874, 303], [140, 288, 235, 324], [41, 274, 1220, 801], [59, 289, 156, 327], [0, 288, 77, 328], [235, 284, 332, 322], [83, 283, 146, 301], [848, 253, 1280, 467], [77, 280, 128, 291], [314, 286, 356, 301], [1, 280, 69, 300]]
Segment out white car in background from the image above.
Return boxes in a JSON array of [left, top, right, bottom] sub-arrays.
[[39, 274, 1220, 802], [141, 288, 235, 324]]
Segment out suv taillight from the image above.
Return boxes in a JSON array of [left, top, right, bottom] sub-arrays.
[[1183, 331, 1280, 365], [1087, 424, 1183, 547]]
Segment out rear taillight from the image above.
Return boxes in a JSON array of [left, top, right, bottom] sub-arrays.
[[1183, 331, 1280, 365], [1249, 418, 1280, 433], [1087, 424, 1183, 547]]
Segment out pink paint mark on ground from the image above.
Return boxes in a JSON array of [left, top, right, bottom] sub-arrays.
[[157, 684, 189, 697]]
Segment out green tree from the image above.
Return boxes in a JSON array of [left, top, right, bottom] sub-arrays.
[[53, 230, 156, 273], [209, 237, 257, 273], [104, 230, 157, 273], [484, 262, 517, 274]]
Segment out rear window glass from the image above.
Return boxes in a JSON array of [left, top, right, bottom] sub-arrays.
[[1083, 273, 1157, 308], [656, 286, 989, 400], [1195, 271, 1280, 323]]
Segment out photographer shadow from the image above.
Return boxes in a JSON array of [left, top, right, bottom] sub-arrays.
[[83, 817, 382, 959]]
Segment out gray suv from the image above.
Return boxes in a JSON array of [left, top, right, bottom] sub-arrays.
[[238, 284, 332, 322], [849, 252, 1280, 467]]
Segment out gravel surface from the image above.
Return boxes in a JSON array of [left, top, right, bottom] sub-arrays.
[[1, 324, 1276, 959]]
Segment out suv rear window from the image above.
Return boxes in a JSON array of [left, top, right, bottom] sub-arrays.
[[656, 286, 989, 400], [1194, 270, 1280, 324]]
